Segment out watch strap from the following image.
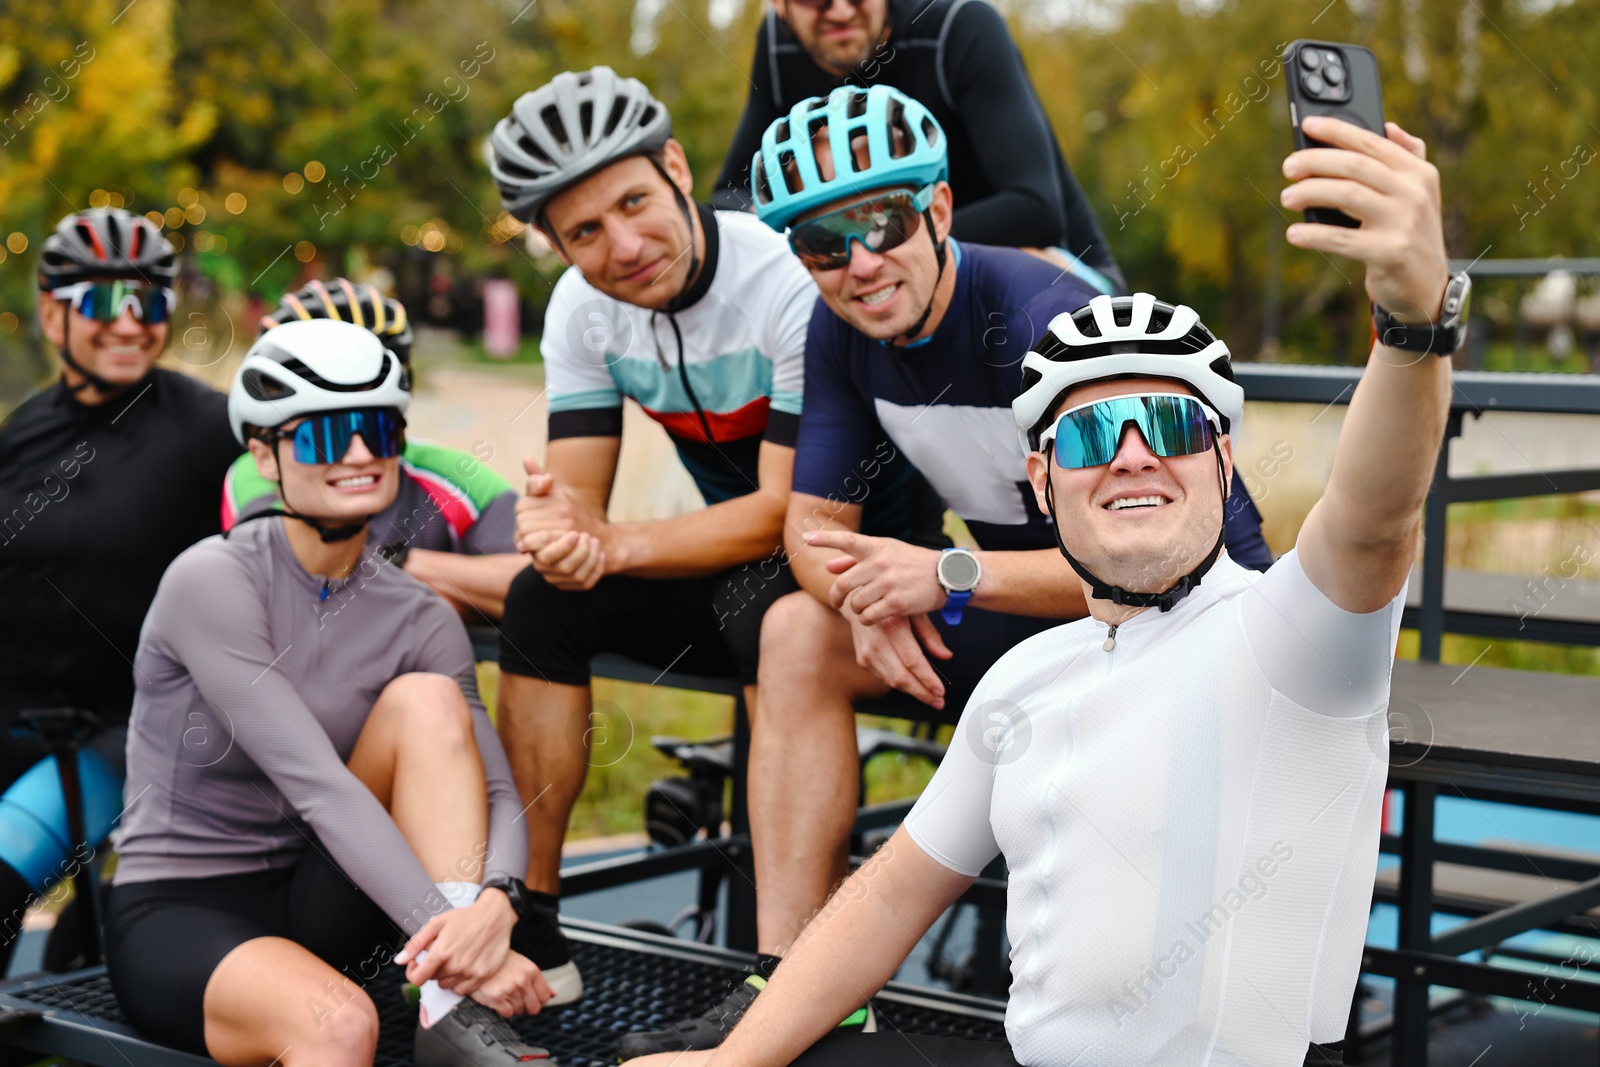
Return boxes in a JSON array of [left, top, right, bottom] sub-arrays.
[[941, 589, 971, 626], [1372, 273, 1469, 355]]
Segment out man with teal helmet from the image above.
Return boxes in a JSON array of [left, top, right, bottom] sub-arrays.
[[752, 84, 950, 342]]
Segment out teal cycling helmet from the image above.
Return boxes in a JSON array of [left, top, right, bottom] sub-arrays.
[[750, 84, 948, 233]]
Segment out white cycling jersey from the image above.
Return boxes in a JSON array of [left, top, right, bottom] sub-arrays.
[[904, 548, 1405, 1067]]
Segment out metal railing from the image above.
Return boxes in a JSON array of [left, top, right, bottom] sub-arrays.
[[1233, 363, 1600, 660]]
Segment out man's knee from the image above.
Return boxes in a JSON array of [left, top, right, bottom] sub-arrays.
[[499, 568, 595, 686], [757, 592, 858, 700]]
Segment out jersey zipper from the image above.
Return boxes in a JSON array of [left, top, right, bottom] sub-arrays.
[[653, 310, 716, 445], [1103, 623, 1118, 652]]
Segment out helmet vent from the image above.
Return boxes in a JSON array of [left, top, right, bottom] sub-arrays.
[[579, 101, 594, 140], [1112, 303, 1134, 327], [541, 105, 570, 151], [604, 97, 628, 138], [1148, 305, 1173, 333], [753, 159, 773, 205], [515, 133, 551, 170], [773, 118, 790, 143], [1078, 315, 1102, 338], [242, 368, 297, 401], [846, 90, 868, 119], [280, 355, 391, 393], [886, 98, 912, 160], [778, 150, 802, 195], [921, 117, 940, 148], [638, 103, 659, 129]]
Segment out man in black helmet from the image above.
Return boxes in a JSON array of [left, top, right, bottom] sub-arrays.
[[0, 207, 240, 973], [713, 0, 1124, 296]]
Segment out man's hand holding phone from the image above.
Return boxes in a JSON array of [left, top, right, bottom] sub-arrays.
[[1281, 116, 1449, 326]]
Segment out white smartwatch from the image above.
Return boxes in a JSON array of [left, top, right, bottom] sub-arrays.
[[937, 548, 982, 625]]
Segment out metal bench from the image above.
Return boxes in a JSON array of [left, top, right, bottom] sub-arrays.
[[0, 919, 1006, 1067], [1361, 659, 1600, 1065]]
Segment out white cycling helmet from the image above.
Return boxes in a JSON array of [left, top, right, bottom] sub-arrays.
[[1014, 293, 1244, 450], [228, 318, 409, 446]]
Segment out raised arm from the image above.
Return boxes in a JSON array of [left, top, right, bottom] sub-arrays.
[[1280, 118, 1453, 614]]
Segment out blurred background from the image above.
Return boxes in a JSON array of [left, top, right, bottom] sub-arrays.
[[2, 0, 1599, 837]]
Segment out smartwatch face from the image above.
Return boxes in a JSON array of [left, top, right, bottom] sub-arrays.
[[940, 551, 981, 591]]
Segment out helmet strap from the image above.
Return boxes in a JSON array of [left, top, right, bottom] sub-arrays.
[[267, 437, 371, 544], [1042, 447, 1228, 614], [897, 212, 947, 344], [57, 311, 138, 400], [646, 155, 705, 315]]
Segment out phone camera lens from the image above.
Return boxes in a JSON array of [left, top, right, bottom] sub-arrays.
[[1303, 71, 1327, 96], [1323, 63, 1344, 86], [1299, 48, 1322, 70]]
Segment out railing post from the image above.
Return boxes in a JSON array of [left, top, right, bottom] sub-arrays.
[[1419, 412, 1463, 663], [1394, 781, 1438, 1066], [725, 691, 758, 951]]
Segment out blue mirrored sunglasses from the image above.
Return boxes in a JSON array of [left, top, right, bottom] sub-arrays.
[[1040, 393, 1219, 469], [268, 409, 406, 465]]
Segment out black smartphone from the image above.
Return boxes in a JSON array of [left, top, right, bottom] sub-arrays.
[[1282, 40, 1386, 228]]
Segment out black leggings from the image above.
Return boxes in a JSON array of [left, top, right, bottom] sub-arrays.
[[104, 845, 401, 1055], [790, 1035, 1346, 1066]]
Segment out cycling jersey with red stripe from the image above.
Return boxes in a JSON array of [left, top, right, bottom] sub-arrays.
[[540, 205, 816, 505]]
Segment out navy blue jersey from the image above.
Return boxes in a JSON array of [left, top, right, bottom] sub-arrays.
[[792, 242, 1273, 570]]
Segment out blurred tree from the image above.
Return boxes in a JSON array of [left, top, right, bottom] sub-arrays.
[[4, 0, 1595, 408]]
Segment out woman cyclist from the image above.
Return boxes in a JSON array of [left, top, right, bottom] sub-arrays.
[[104, 319, 553, 1067]]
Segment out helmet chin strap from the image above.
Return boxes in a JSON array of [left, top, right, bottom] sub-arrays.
[[58, 312, 141, 400], [1043, 447, 1228, 613], [897, 215, 947, 344], [268, 437, 370, 544], [647, 156, 703, 315]]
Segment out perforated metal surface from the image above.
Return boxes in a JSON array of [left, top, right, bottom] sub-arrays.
[[0, 924, 1007, 1067]]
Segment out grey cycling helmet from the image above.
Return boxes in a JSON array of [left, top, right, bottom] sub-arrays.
[[489, 66, 673, 225], [38, 208, 178, 290]]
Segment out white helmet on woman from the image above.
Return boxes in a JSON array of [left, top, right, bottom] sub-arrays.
[[228, 319, 410, 446]]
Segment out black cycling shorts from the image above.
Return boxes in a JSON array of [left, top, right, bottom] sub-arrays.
[[104, 844, 401, 1055], [498, 556, 799, 687], [789, 1034, 1344, 1066]]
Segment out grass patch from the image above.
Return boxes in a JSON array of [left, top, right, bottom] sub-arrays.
[[452, 336, 543, 366], [477, 664, 945, 843], [1396, 630, 1600, 675]]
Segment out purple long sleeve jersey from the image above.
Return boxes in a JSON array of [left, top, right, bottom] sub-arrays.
[[113, 518, 527, 935]]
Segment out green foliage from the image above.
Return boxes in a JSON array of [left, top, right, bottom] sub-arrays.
[[1013, 0, 1600, 361], [3, 0, 1596, 391]]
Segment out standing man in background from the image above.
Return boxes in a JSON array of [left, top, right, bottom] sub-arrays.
[[713, 0, 1125, 296]]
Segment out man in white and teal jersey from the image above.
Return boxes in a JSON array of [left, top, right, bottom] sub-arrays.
[[221, 279, 527, 620], [487, 66, 945, 1006]]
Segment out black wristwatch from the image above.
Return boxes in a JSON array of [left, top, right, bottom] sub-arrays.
[[481, 875, 530, 916], [1372, 271, 1472, 356]]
